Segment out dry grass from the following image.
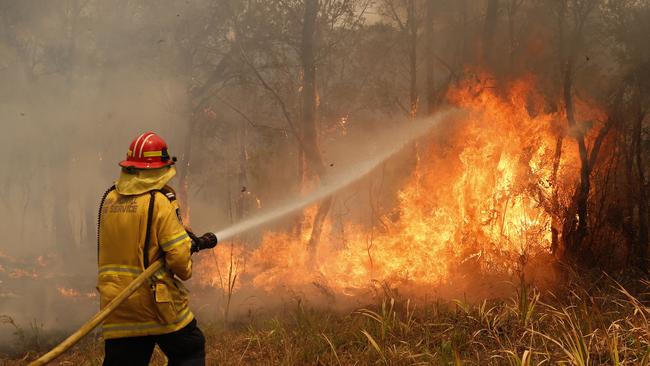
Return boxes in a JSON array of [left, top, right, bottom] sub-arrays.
[[2, 276, 648, 365]]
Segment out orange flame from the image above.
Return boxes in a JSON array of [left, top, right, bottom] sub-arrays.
[[197, 74, 605, 297], [57, 286, 97, 299], [57, 286, 81, 298]]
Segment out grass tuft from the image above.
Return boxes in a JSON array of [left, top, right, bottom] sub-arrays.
[[4, 275, 649, 365]]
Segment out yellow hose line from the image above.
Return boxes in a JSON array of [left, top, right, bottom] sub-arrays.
[[28, 259, 165, 366]]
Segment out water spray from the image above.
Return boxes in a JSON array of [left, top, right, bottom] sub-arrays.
[[213, 108, 460, 242], [28, 108, 459, 365]]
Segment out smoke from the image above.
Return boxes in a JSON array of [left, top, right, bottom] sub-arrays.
[[3, 0, 623, 355], [0, 1, 207, 349], [0, 1, 448, 348]]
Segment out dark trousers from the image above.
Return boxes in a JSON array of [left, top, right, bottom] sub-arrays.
[[103, 319, 205, 366]]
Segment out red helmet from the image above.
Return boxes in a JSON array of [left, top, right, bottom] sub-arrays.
[[119, 131, 175, 169]]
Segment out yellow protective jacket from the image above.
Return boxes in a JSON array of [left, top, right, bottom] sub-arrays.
[[97, 183, 194, 339]]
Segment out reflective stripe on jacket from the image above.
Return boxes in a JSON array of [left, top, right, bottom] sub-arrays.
[[98, 185, 193, 339]]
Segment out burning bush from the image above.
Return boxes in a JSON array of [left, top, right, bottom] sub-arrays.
[[196, 74, 611, 301]]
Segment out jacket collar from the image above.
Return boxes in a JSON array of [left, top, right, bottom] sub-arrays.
[[115, 166, 177, 195]]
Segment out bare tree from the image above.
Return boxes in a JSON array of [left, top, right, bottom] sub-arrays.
[[424, 0, 435, 115], [505, 0, 524, 70], [381, 0, 419, 117], [481, 0, 500, 66], [556, 0, 609, 264]]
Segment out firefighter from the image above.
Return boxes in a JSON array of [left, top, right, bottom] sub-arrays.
[[97, 131, 217, 365]]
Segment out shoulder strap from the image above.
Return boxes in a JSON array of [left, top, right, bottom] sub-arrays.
[[160, 185, 177, 202], [143, 190, 157, 269], [97, 185, 116, 263]]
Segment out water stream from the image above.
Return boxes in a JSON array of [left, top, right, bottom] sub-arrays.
[[212, 108, 461, 242]]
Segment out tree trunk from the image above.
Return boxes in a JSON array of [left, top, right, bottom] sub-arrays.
[[236, 122, 249, 220], [53, 181, 74, 251], [562, 55, 590, 261], [556, 0, 593, 264], [408, 0, 418, 118], [425, 0, 435, 115], [301, 0, 323, 177], [459, 0, 468, 65], [506, 0, 519, 71], [482, 0, 499, 67], [176, 115, 196, 223], [301, 0, 331, 259], [633, 109, 649, 270], [550, 134, 564, 255]]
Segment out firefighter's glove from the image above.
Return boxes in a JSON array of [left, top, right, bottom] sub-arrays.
[[189, 231, 218, 253]]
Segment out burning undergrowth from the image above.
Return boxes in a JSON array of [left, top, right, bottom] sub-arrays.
[[194, 74, 607, 308], [0, 250, 98, 353], [0, 74, 609, 340]]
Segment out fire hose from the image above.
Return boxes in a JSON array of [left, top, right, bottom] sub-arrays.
[[27, 258, 164, 366]]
